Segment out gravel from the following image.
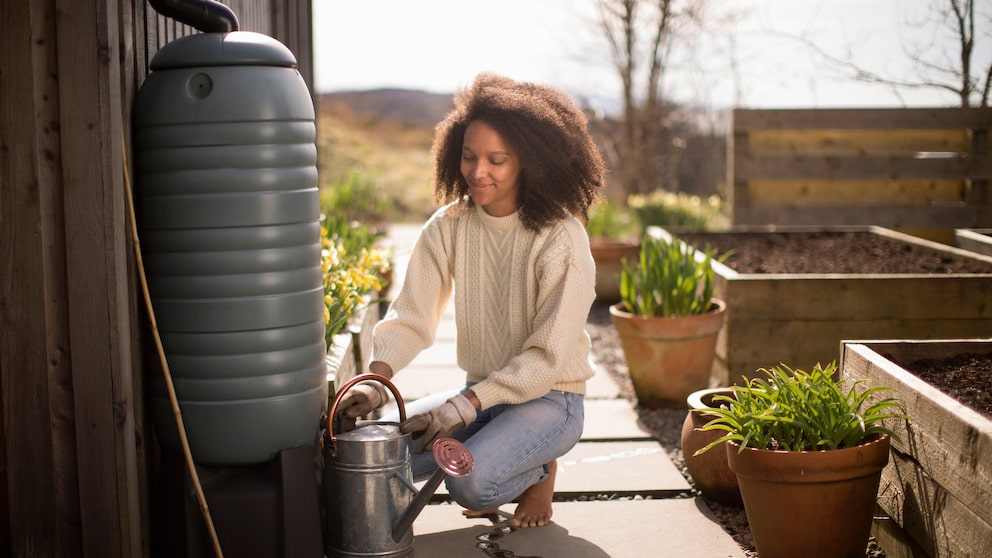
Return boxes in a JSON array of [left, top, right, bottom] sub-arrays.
[[584, 301, 758, 556]]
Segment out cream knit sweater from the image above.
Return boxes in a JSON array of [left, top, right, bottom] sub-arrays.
[[370, 201, 597, 410]]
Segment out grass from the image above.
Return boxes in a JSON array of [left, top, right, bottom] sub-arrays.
[[317, 99, 437, 223]]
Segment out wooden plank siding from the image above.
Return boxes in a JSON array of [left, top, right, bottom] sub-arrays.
[[1, 5, 66, 558], [0, 1, 315, 556], [729, 108, 992, 235]]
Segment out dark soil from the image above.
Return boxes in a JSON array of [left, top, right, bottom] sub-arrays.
[[886, 352, 992, 420], [677, 231, 992, 274]]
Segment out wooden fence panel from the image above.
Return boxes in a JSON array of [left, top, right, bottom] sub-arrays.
[[730, 108, 992, 233]]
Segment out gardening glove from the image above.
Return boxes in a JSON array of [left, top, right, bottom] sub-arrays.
[[400, 393, 477, 454], [334, 377, 389, 433]]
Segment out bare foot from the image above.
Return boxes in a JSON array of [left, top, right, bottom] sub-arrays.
[[509, 461, 557, 528]]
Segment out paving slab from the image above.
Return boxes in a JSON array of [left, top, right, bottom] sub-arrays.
[[433, 317, 457, 340], [381, 224, 421, 264], [585, 362, 620, 400], [377, 301, 455, 342], [389, 362, 464, 403], [580, 399, 651, 441], [429, 440, 689, 498], [402, 340, 459, 369], [412, 499, 749, 557], [555, 440, 690, 496]]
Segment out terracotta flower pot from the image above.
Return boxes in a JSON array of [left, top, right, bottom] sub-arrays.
[[680, 388, 741, 506], [609, 299, 725, 408], [589, 238, 640, 303], [727, 435, 891, 558]]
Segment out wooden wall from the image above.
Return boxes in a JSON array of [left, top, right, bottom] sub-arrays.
[[0, 1, 313, 556], [729, 108, 992, 239]]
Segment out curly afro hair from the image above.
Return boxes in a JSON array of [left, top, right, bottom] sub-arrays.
[[431, 73, 606, 231]]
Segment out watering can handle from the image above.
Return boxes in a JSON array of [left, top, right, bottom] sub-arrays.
[[327, 373, 407, 448]]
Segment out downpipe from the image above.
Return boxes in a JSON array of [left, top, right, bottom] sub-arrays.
[[148, 0, 239, 33]]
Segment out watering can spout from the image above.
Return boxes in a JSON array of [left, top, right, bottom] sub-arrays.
[[391, 438, 474, 542]]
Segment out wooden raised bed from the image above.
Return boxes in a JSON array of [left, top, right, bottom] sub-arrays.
[[651, 225, 992, 385], [840, 339, 992, 558], [955, 228, 992, 256]]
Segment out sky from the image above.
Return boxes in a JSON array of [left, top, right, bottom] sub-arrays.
[[312, 0, 981, 109]]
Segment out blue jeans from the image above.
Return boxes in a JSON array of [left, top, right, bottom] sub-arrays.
[[387, 385, 584, 512]]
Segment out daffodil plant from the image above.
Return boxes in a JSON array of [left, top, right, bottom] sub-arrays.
[[321, 215, 392, 346], [617, 233, 726, 317]]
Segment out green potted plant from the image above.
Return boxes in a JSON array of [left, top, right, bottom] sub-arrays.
[[608, 231, 727, 408], [695, 362, 909, 558]]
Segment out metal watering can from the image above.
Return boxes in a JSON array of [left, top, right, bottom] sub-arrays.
[[323, 374, 473, 558]]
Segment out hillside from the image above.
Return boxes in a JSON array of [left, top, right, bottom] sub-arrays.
[[320, 89, 454, 128], [317, 90, 448, 222]]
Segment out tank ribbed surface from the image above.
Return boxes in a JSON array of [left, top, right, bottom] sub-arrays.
[[134, 32, 326, 465]]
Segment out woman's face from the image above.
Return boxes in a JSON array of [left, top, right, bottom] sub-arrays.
[[461, 120, 521, 217]]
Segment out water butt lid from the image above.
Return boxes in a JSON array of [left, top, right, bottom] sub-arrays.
[[150, 31, 297, 70]]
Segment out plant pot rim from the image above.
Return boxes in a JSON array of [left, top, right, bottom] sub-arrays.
[[686, 386, 735, 410], [609, 298, 726, 321], [727, 434, 891, 485], [726, 433, 890, 457]]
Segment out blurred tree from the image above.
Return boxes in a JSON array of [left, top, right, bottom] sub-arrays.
[[807, 0, 990, 108], [592, 0, 722, 199]]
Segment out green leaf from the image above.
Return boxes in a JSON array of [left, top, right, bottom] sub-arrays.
[[617, 232, 725, 317], [693, 361, 910, 453]]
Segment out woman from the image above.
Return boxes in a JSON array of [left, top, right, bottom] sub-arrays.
[[335, 72, 606, 528]]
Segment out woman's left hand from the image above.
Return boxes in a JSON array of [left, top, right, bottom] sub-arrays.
[[400, 393, 477, 453]]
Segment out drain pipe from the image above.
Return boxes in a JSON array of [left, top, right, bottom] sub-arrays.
[[148, 0, 239, 33]]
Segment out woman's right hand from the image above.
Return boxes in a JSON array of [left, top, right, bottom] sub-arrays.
[[334, 378, 390, 432]]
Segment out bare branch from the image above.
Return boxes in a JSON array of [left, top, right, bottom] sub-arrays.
[[777, 0, 989, 108], [982, 60, 992, 107]]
